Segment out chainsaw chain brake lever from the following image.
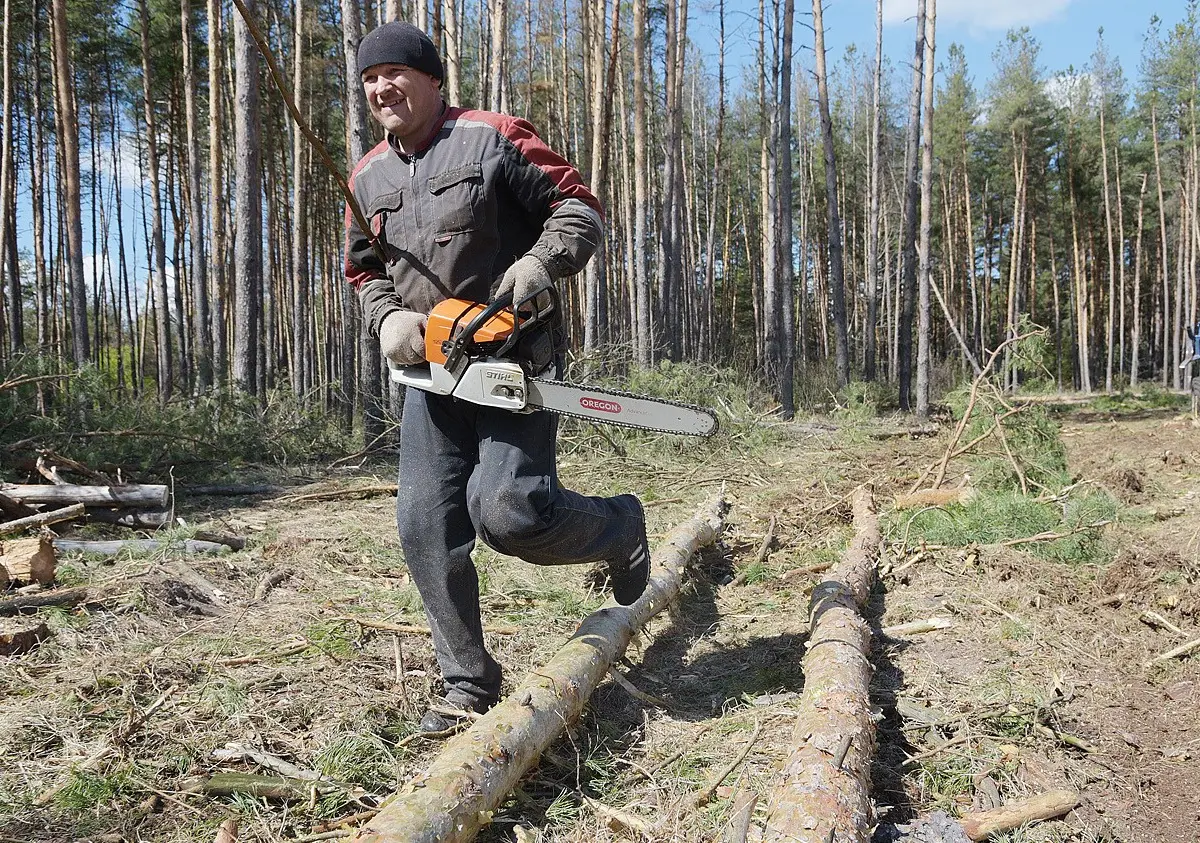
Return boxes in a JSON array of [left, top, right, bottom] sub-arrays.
[[441, 287, 558, 377]]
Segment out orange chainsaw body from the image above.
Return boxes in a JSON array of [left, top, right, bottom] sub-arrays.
[[424, 298, 516, 365]]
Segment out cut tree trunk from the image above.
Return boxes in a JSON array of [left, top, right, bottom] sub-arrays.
[[0, 617, 51, 655], [762, 486, 880, 843], [0, 586, 89, 616], [353, 495, 730, 843], [0, 535, 56, 585], [0, 502, 85, 536], [1, 484, 169, 508]]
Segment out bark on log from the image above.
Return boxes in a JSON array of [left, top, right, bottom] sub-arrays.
[[0, 586, 89, 616], [1, 483, 170, 508], [0, 535, 57, 585], [0, 503, 86, 536], [959, 789, 1079, 840], [762, 486, 880, 843], [53, 539, 231, 557], [0, 617, 51, 654], [352, 495, 729, 843]]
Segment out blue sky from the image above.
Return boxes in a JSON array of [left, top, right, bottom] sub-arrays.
[[694, 0, 1170, 94]]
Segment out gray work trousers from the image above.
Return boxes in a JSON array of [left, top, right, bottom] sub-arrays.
[[396, 386, 643, 710]]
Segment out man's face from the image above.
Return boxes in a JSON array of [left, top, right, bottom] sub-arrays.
[[361, 64, 442, 151]]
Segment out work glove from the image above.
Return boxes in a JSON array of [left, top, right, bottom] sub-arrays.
[[379, 309, 427, 365], [496, 254, 553, 308]]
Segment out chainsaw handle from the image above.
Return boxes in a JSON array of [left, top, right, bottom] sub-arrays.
[[442, 287, 558, 376]]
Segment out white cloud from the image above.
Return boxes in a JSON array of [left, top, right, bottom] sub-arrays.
[[883, 0, 1074, 33]]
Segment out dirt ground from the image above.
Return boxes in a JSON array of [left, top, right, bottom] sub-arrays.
[[1, 407, 1197, 842]]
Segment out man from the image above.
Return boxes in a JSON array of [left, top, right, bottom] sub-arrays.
[[344, 21, 650, 732]]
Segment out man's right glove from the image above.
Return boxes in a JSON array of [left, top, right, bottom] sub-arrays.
[[379, 309, 427, 365], [496, 254, 553, 306]]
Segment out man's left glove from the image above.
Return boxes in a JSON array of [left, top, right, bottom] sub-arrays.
[[496, 254, 553, 306], [379, 309, 427, 365]]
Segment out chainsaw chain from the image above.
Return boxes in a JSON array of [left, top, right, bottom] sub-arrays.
[[529, 377, 719, 436]]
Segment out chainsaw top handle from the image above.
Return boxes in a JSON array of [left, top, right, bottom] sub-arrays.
[[440, 286, 558, 377]]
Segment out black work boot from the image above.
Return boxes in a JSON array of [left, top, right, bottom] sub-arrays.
[[608, 496, 650, 606], [416, 696, 493, 735]]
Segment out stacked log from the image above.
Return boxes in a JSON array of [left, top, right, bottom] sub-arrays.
[[0, 483, 173, 538]]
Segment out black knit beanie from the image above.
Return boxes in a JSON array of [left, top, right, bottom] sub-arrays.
[[357, 22, 444, 80]]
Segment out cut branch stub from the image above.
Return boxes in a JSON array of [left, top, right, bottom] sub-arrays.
[[763, 486, 880, 843], [352, 495, 729, 843]]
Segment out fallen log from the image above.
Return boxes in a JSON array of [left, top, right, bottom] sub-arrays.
[[1, 483, 169, 508], [0, 503, 86, 537], [762, 486, 880, 843], [53, 539, 232, 558], [0, 491, 37, 519], [86, 507, 172, 529], [959, 788, 1078, 840], [0, 586, 89, 616], [0, 535, 56, 585], [352, 494, 729, 843], [0, 617, 51, 655]]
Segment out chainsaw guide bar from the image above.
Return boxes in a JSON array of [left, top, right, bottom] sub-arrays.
[[389, 294, 720, 437], [528, 377, 719, 437]]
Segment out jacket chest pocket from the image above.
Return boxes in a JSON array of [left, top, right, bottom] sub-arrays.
[[428, 163, 483, 237], [367, 189, 405, 254]]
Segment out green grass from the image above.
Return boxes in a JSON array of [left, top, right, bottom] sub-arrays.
[[56, 764, 143, 810], [303, 621, 359, 658], [199, 679, 249, 717], [314, 731, 399, 793], [916, 755, 976, 811], [888, 488, 1118, 564]]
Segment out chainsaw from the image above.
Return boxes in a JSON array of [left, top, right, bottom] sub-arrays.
[[387, 291, 718, 436]]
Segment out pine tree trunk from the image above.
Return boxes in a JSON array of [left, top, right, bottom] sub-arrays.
[[180, 0, 211, 391], [759, 0, 779, 385], [1132, 173, 1148, 387], [812, 0, 849, 388], [50, 0, 88, 364], [896, 0, 925, 410], [778, 0, 795, 417], [291, 0, 309, 399], [209, 0, 228, 385], [442, 0, 460, 105], [632, 0, 650, 366], [140, 0, 173, 402], [582, 0, 608, 352], [915, 0, 935, 418], [864, 0, 882, 382], [233, 0, 262, 394], [0, 0, 18, 353], [1099, 99, 1116, 391]]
